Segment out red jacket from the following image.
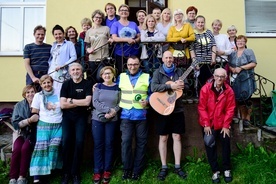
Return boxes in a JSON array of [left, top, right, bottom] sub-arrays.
[[198, 81, 235, 130]]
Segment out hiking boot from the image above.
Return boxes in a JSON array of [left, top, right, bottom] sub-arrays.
[[243, 119, 252, 128], [174, 168, 187, 179], [131, 173, 140, 180], [224, 170, 232, 183], [157, 168, 168, 181], [61, 174, 70, 184], [93, 173, 101, 184], [122, 170, 132, 180], [212, 171, 220, 183], [17, 178, 27, 184], [72, 175, 81, 184], [103, 171, 111, 183], [9, 179, 17, 184]]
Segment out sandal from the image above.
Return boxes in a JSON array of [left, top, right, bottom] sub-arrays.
[[174, 168, 187, 179], [157, 168, 168, 181]]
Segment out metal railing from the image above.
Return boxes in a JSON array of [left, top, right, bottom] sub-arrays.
[[60, 41, 275, 125]]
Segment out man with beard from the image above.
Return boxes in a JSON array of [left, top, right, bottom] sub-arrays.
[[60, 62, 92, 184]]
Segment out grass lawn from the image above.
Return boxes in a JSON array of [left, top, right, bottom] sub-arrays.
[[1, 143, 275, 184]]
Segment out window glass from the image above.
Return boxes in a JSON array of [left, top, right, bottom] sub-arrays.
[[1, 8, 21, 52], [245, 0, 276, 37], [24, 7, 45, 46]]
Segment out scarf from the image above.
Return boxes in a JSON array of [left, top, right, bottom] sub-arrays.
[[162, 63, 175, 78], [39, 89, 54, 109]]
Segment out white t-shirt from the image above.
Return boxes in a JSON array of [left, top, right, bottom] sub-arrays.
[[31, 90, 62, 123]]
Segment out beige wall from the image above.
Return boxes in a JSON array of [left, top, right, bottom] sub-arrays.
[[0, 0, 275, 101]]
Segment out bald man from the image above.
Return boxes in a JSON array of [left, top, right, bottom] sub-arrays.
[[198, 68, 235, 183]]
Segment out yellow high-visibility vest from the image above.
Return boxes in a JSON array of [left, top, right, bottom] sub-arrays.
[[119, 73, 149, 109]]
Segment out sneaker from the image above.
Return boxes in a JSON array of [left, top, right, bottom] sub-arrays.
[[17, 178, 27, 184], [103, 171, 111, 183], [61, 174, 70, 184], [212, 171, 220, 183], [131, 173, 140, 180], [9, 179, 17, 184], [174, 168, 187, 179], [224, 170, 232, 183], [93, 173, 101, 184], [122, 170, 132, 180], [243, 119, 251, 128], [157, 168, 168, 181], [72, 175, 81, 184]]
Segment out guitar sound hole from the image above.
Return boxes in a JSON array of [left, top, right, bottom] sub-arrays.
[[167, 92, 177, 104]]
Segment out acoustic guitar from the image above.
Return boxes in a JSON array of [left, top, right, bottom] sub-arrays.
[[150, 60, 199, 115]]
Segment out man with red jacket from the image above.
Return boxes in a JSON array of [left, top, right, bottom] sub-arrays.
[[198, 68, 235, 183]]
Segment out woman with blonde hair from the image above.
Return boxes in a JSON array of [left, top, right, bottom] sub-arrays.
[[167, 9, 195, 66], [156, 8, 172, 37], [140, 14, 165, 74]]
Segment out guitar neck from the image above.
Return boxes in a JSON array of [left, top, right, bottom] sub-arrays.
[[179, 66, 193, 81]]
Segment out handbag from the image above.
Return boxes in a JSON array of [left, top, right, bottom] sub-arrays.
[[231, 71, 256, 102]]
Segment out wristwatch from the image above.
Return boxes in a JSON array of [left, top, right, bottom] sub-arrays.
[[69, 98, 73, 104]]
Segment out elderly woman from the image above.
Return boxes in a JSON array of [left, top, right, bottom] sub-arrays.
[[140, 14, 165, 74], [92, 66, 120, 184], [85, 9, 110, 84], [110, 4, 140, 75], [185, 6, 198, 28], [167, 9, 195, 67], [211, 19, 232, 67], [48, 25, 77, 93], [228, 35, 257, 127], [189, 15, 216, 89], [9, 85, 38, 184], [227, 25, 238, 50], [29, 75, 63, 183]]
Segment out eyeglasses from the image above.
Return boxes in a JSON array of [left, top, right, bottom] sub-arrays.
[[127, 63, 139, 67], [120, 9, 129, 12], [103, 72, 113, 75], [94, 16, 102, 19], [175, 13, 183, 16], [214, 75, 225, 79], [106, 7, 114, 10], [236, 40, 246, 43]]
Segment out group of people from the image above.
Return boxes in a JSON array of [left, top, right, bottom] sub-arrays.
[[9, 2, 258, 184]]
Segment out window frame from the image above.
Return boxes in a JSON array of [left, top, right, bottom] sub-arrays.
[[0, 1, 46, 56]]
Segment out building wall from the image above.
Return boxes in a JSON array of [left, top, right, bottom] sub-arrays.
[[0, 0, 275, 101]]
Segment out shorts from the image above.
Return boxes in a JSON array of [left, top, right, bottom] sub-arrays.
[[156, 112, 185, 135]]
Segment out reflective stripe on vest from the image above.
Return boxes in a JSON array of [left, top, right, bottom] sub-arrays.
[[119, 73, 149, 109]]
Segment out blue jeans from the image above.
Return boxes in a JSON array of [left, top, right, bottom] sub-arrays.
[[120, 119, 148, 174], [92, 120, 118, 173], [62, 113, 87, 175]]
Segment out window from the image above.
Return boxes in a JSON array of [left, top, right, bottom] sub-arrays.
[[0, 0, 46, 55], [245, 0, 276, 37]]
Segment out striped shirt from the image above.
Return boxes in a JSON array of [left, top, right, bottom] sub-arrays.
[[23, 43, 51, 71], [189, 29, 216, 62]]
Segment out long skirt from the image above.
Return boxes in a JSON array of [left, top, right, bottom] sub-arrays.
[[29, 120, 62, 176]]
